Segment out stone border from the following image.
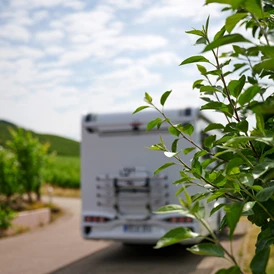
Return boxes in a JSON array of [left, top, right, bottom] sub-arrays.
[[6, 208, 51, 235]]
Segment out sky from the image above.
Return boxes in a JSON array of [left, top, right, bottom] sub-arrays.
[[0, 0, 224, 141]]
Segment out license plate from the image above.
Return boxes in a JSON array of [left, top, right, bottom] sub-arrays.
[[123, 225, 152, 233]]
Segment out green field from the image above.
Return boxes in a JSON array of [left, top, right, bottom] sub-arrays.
[[44, 156, 80, 189]]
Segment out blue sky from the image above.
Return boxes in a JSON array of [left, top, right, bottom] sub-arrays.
[[0, 0, 223, 140]]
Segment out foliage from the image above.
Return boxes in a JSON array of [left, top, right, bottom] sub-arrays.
[[0, 148, 20, 200], [0, 206, 16, 230], [135, 0, 274, 273], [0, 120, 80, 157], [7, 129, 50, 202], [44, 156, 80, 189]]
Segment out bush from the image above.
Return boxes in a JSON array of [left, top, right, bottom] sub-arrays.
[[0, 147, 20, 201], [0, 206, 16, 231], [7, 129, 49, 202], [135, 1, 274, 273]]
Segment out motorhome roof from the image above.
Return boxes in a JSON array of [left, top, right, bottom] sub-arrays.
[[83, 108, 200, 127]]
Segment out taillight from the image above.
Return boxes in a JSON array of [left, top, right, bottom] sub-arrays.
[[166, 217, 193, 223], [84, 216, 111, 223]]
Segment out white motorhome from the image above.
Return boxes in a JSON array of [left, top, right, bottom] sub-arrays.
[[81, 108, 222, 244]]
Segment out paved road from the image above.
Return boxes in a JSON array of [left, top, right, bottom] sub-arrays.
[[0, 197, 110, 274], [0, 197, 249, 274]]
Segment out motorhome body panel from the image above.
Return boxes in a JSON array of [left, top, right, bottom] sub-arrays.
[[81, 109, 220, 244]]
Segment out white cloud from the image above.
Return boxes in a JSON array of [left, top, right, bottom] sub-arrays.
[[0, 24, 30, 42], [35, 30, 64, 43], [104, 0, 147, 9], [44, 46, 65, 56], [136, 0, 221, 24], [113, 52, 180, 68], [78, 66, 162, 113], [32, 10, 49, 21], [0, 46, 44, 60], [9, 0, 85, 10], [1, 10, 32, 26]]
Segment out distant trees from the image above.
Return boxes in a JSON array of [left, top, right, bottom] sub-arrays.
[[0, 129, 49, 204]]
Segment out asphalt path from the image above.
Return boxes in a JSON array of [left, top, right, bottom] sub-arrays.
[[0, 197, 110, 274], [0, 197, 249, 274]]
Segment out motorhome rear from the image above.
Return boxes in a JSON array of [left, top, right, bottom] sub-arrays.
[[81, 108, 221, 244]]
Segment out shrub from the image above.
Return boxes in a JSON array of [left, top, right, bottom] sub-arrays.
[[0, 206, 16, 231], [0, 147, 20, 202], [7, 129, 49, 202], [135, 0, 274, 273]]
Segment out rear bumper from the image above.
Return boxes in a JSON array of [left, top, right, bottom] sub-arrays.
[[82, 219, 202, 245]]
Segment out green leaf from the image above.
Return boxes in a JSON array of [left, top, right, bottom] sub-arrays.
[[215, 266, 242, 274], [237, 120, 248, 133], [204, 123, 224, 132], [202, 158, 216, 169], [256, 185, 274, 202], [168, 125, 180, 137], [195, 37, 207, 45], [184, 147, 196, 155], [242, 201, 256, 216], [156, 204, 183, 214], [205, 69, 222, 76], [184, 189, 192, 205], [203, 34, 250, 52], [133, 105, 150, 114], [193, 79, 204, 89], [197, 64, 207, 74], [181, 124, 194, 136], [205, 0, 230, 4], [176, 186, 186, 196], [231, 0, 245, 9], [225, 13, 247, 33], [250, 247, 270, 274], [259, 46, 274, 58], [160, 90, 172, 106], [204, 135, 216, 149], [244, 0, 263, 19], [210, 203, 226, 216], [253, 160, 274, 179], [253, 58, 274, 73], [146, 144, 164, 151], [226, 158, 243, 175], [214, 25, 226, 41], [186, 29, 204, 36], [205, 15, 210, 34], [144, 92, 152, 103], [155, 227, 199, 249], [173, 177, 194, 185], [241, 175, 254, 187], [146, 118, 162, 131], [201, 102, 234, 117], [187, 243, 224, 257], [225, 202, 244, 240], [171, 139, 179, 152], [154, 162, 175, 175], [200, 86, 221, 93], [256, 113, 265, 134], [180, 56, 210, 66], [227, 75, 245, 98]]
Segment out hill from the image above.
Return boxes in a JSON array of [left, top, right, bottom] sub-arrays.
[[0, 120, 80, 157]]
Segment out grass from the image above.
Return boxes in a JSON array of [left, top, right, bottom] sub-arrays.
[[41, 184, 81, 198], [44, 156, 80, 189]]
